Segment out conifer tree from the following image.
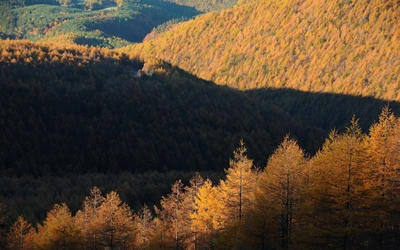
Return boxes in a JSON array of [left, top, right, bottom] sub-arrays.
[[217, 140, 258, 249], [35, 203, 82, 250], [367, 107, 400, 247], [6, 216, 35, 250], [309, 118, 368, 249], [135, 204, 154, 249], [96, 191, 136, 250], [191, 179, 224, 249], [75, 186, 104, 250], [254, 135, 306, 249]]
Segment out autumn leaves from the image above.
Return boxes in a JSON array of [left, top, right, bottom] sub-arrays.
[[5, 107, 400, 249]]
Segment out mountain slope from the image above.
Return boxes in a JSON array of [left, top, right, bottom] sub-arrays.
[[0, 40, 324, 176], [126, 0, 400, 100]]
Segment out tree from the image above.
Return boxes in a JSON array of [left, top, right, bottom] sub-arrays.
[[183, 172, 204, 249], [367, 106, 400, 247], [191, 179, 223, 249], [6, 216, 35, 250], [35, 203, 83, 250], [217, 140, 258, 249], [157, 180, 191, 249], [135, 204, 154, 249], [308, 118, 369, 249], [75, 186, 104, 250], [96, 191, 136, 249], [254, 135, 306, 249]]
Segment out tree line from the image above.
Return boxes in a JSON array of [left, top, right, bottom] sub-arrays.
[[1, 107, 400, 249]]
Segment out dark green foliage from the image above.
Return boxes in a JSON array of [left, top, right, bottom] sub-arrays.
[[3, 0, 200, 47]]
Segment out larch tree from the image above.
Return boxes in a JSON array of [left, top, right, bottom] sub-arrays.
[[6, 216, 36, 250], [254, 135, 306, 249], [184, 172, 204, 249], [135, 204, 154, 249], [157, 180, 191, 250], [35, 203, 83, 250], [367, 106, 400, 247], [96, 191, 136, 250], [75, 186, 104, 250], [309, 118, 369, 249], [217, 140, 258, 249], [191, 179, 224, 249]]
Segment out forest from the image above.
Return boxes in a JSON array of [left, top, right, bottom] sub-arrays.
[[127, 0, 400, 101], [1, 0, 400, 249], [0, 0, 237, 48], [1, 108, 400, 249]]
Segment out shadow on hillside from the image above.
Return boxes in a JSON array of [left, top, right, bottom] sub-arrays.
[[246, 88, 400, 133], [83, 2, 201, 43]]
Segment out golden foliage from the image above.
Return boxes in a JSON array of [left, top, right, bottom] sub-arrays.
[[126, 0, 400, 101]]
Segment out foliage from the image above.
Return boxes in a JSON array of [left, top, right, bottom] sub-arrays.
[[128, 0, 400, 101], [162, 0, 237, 12], [3, 0, 201, 48], [3, 110, 400, 249], [0, 39, 323, 177]]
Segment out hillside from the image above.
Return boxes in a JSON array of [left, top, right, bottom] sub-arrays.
[[163, 0, 237, 12], [0, 0, 200, 48], [0, 39, 325, 176], [126, 0, 400, 101]]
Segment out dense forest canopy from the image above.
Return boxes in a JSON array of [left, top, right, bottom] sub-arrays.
[[1, 0, 400, 248], [2, 109, 400, 249], [126, 0, 400, 101], [0, 0, 201, 48], [0, 39, 324, 178]]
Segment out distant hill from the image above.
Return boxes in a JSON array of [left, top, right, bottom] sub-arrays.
[[0, 40, 325, 176], [162, 0, 237, 12], [126, 0, 400, 101], [0, 0, 200, 48]]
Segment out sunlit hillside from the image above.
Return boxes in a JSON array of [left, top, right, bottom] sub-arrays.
[[126, 0, 400, 100]]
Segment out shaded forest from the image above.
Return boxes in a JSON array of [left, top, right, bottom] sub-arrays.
[[1, 108, 400, 249], [0, 39, 325, 178]]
